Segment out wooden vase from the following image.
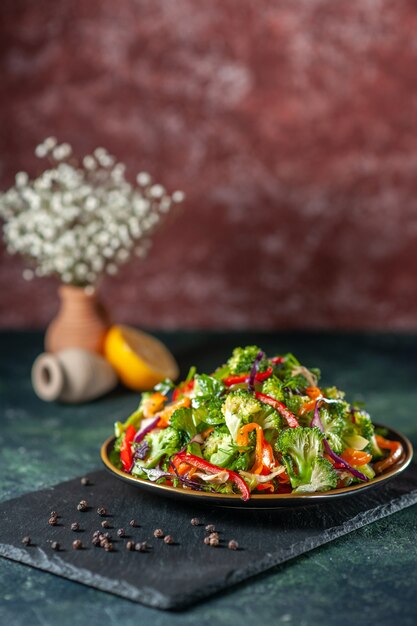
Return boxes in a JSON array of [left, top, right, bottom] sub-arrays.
[[45, 285, 110, 354]]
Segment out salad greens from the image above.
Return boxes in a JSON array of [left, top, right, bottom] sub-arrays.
[[112, 345, 402, 501]]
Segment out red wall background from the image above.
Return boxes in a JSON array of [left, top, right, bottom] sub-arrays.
[[1, 0, 417, 330]]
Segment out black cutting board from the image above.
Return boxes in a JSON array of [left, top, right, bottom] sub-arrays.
[[1, 466, 417, 610]]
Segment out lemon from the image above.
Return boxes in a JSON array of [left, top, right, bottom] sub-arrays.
[[104, 325, 179, 391]]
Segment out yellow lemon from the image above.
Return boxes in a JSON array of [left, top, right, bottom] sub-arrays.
[[104, 325, 179, 391]]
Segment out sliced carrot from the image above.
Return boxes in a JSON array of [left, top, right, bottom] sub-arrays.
[[142, 392, 167, 419], [305, 386, 322, 400], [299, 399, 317, 416], [374, 435, 403, 474], [157, 396, 191, 428], [340, 448, 372, 466]]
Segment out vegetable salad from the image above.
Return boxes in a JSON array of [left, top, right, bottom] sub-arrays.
[[111, 346, 403, 500]]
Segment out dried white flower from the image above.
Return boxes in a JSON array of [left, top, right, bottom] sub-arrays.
[[0, 140, 185, 287]]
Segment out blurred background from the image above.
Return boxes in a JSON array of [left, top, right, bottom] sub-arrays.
[[1, 0, 417, 331]]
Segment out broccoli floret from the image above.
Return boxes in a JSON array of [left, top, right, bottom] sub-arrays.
[[277, 426, 325, 488], [354, 410, 383, 459], [294, 457, 338, 493], [262, 375, 284, 401], [323, 386, 345, 400], [282, 391, 305, 417], [192, 396, 225, 426], [132, 427, 181, 473], [318, 404, 348, 454], [202, 429, 237, 467], [227, 345, 269, 374], [222, 389, 264, 441]]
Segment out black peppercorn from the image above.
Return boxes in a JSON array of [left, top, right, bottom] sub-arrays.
[[205, 524, 216, 533], [71, 522, 80, 532], [77, 500, 88, 512], [48, 517, 57, 526], [129, 519, 137, 527], [100, 538, 109, 548], [228, 539, 239, 550], [51, 541, 60, 551], [153, 528, 164, 538], [208, 535, 219, 547], [117, 528, 125, 538], [208, 531, 219, 541], [203, 536, 211, 545], [92, 530, 101, 537], [92, 536, 101, 546], [101, 520, 110, 528], [135, 541, 147, 552], [191, 517, 200, 526], [102, 532, 111, 540], [104, 542, 113, 552], [72, 539, 82, 550], [126, 540, 135, 551], [22, 536, 31, 546], [97, 507, 107, 516], [50, 511, 58, 518], [80, 477, 90, 486], [164, 535, 174, 545]]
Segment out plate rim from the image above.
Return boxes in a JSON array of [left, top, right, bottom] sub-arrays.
[[100, 423, 413, 502]]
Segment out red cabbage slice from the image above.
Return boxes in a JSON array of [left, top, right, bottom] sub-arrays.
[[248, 351, 265, 393], [133, 415, 160, 444]]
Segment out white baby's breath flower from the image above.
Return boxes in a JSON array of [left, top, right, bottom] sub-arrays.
[[83, 155, 96, 170], [149, 184, 165, 198], [0, 139, 185, 287], [172, 190, 185, 203], [35, 143, 48, 158], [106, 263, 118, 275], [15, 172, 29, 188], [136, 172, 152, 187], [44, 137, 57, 150], [22, 269, 34, 281]]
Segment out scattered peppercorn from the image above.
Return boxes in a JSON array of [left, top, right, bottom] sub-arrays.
[[102, 532, 111, 540], [48, 517, 57, 526], [92, 536, 101, 546], [51, 541, 60, 551], [135, 541, 147, 552], [129, 519, 137, 527], [203, 536, 211, 545], [80, 477, 90, 486], [205, 524, 216, 533], [126, 540, 135, 551], [101, 520, 110, 528], [104, 542, 113, 552], [191, 517, 200, 526], [97, 507, 107, 516], [92, 530, 101, 537], [208, 531, 219, 541], [71, 522, 80, 532], [77, 500, 88, 512], [164, 535, 174, 545], [72, 539, 82, 550], [50, 511, 58, 518], [22, 536, 31, 546], [153, 528, 164, 538], [117, 528, 125, 538], [228, 539, 239, 550], [100, 538, 109, 548], [208, 535, 220, 547]]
